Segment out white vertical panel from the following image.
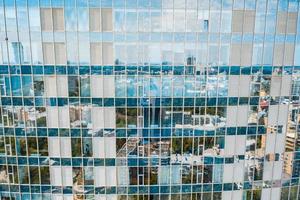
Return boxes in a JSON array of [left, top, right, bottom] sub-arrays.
[[104, 107, 116, 128], [44, 76, 57, 97], [106, 166, 117, 186], [271, 188, 281, 200], [243, 10, 255, 33], [278, 104, 288, 125], [40, 8, 52, 31], [89, 8, 101, 32], [95, 195, 106, 200], [91, 76, 104, 97], [58, 107, 70, 128], [174, 11, 185, 32], [63, 195, 73, 200], [174, 0, 185, 8], [93, 137, 105, 158], [223, 164, 234, 182], [60, 137, 71, 157], [102, 42, 114, 65], [158, 166, 170, 184], [263, 161, 283, 181], [226, 106, 237, 126], [284, 43, 295, 66], [273, 44, 284, 66], [270, 76, 281, 96], [241, 43, 252, 66], [102, 8, 113, 31], [171, 165, 181, 184], [54, 43, 66, 65], [52, 194, 63, 200], [50, 166, 62, 186], [232, 10, 243, 33], [261, 189, 271, 200], [48, 137, 60, 157], [268, 105, 278, 126], [273, 161, 283, 180], [230, 44, 241, 66], [62, 166, 72, 186], [265, 134, 276, 154], [94, 166, 106, 186], [232, 191, 243, 200], [90, 43, 102, 65], [281, 75, 292, 96], [43, 43, 54, 65], [263, 161, 273, 180], [228, 76, 239, 97], [105, 137, 116, 158], [276, 12, 287, 34], [117, 166, 129, 186], [56, 76, 68, 97], [235, 135, 246, 155], [239, 75, 251, 97], [222, 191, 232, 200], [47, 107, 58, 128], [233, 161, 244, 182], [162, 10, 173, 32], [103, 76, 115, 98], [275, 133, 286, 154], [287, 12, 297, 34], [92, 107, 104, 129], [52, 8, 64, 31], [224, 136, 235, 156], [237, 105, 248, 126], [228, 75, 251, 97], [106, 195, 118, 200]]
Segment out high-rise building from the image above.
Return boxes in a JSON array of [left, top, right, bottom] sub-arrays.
[[0, 0, 299, 200]]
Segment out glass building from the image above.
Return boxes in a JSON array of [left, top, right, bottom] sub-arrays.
[[0, 0, 300, 199]]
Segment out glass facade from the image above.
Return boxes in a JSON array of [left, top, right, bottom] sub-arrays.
[[0, 0, 300, 199]]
